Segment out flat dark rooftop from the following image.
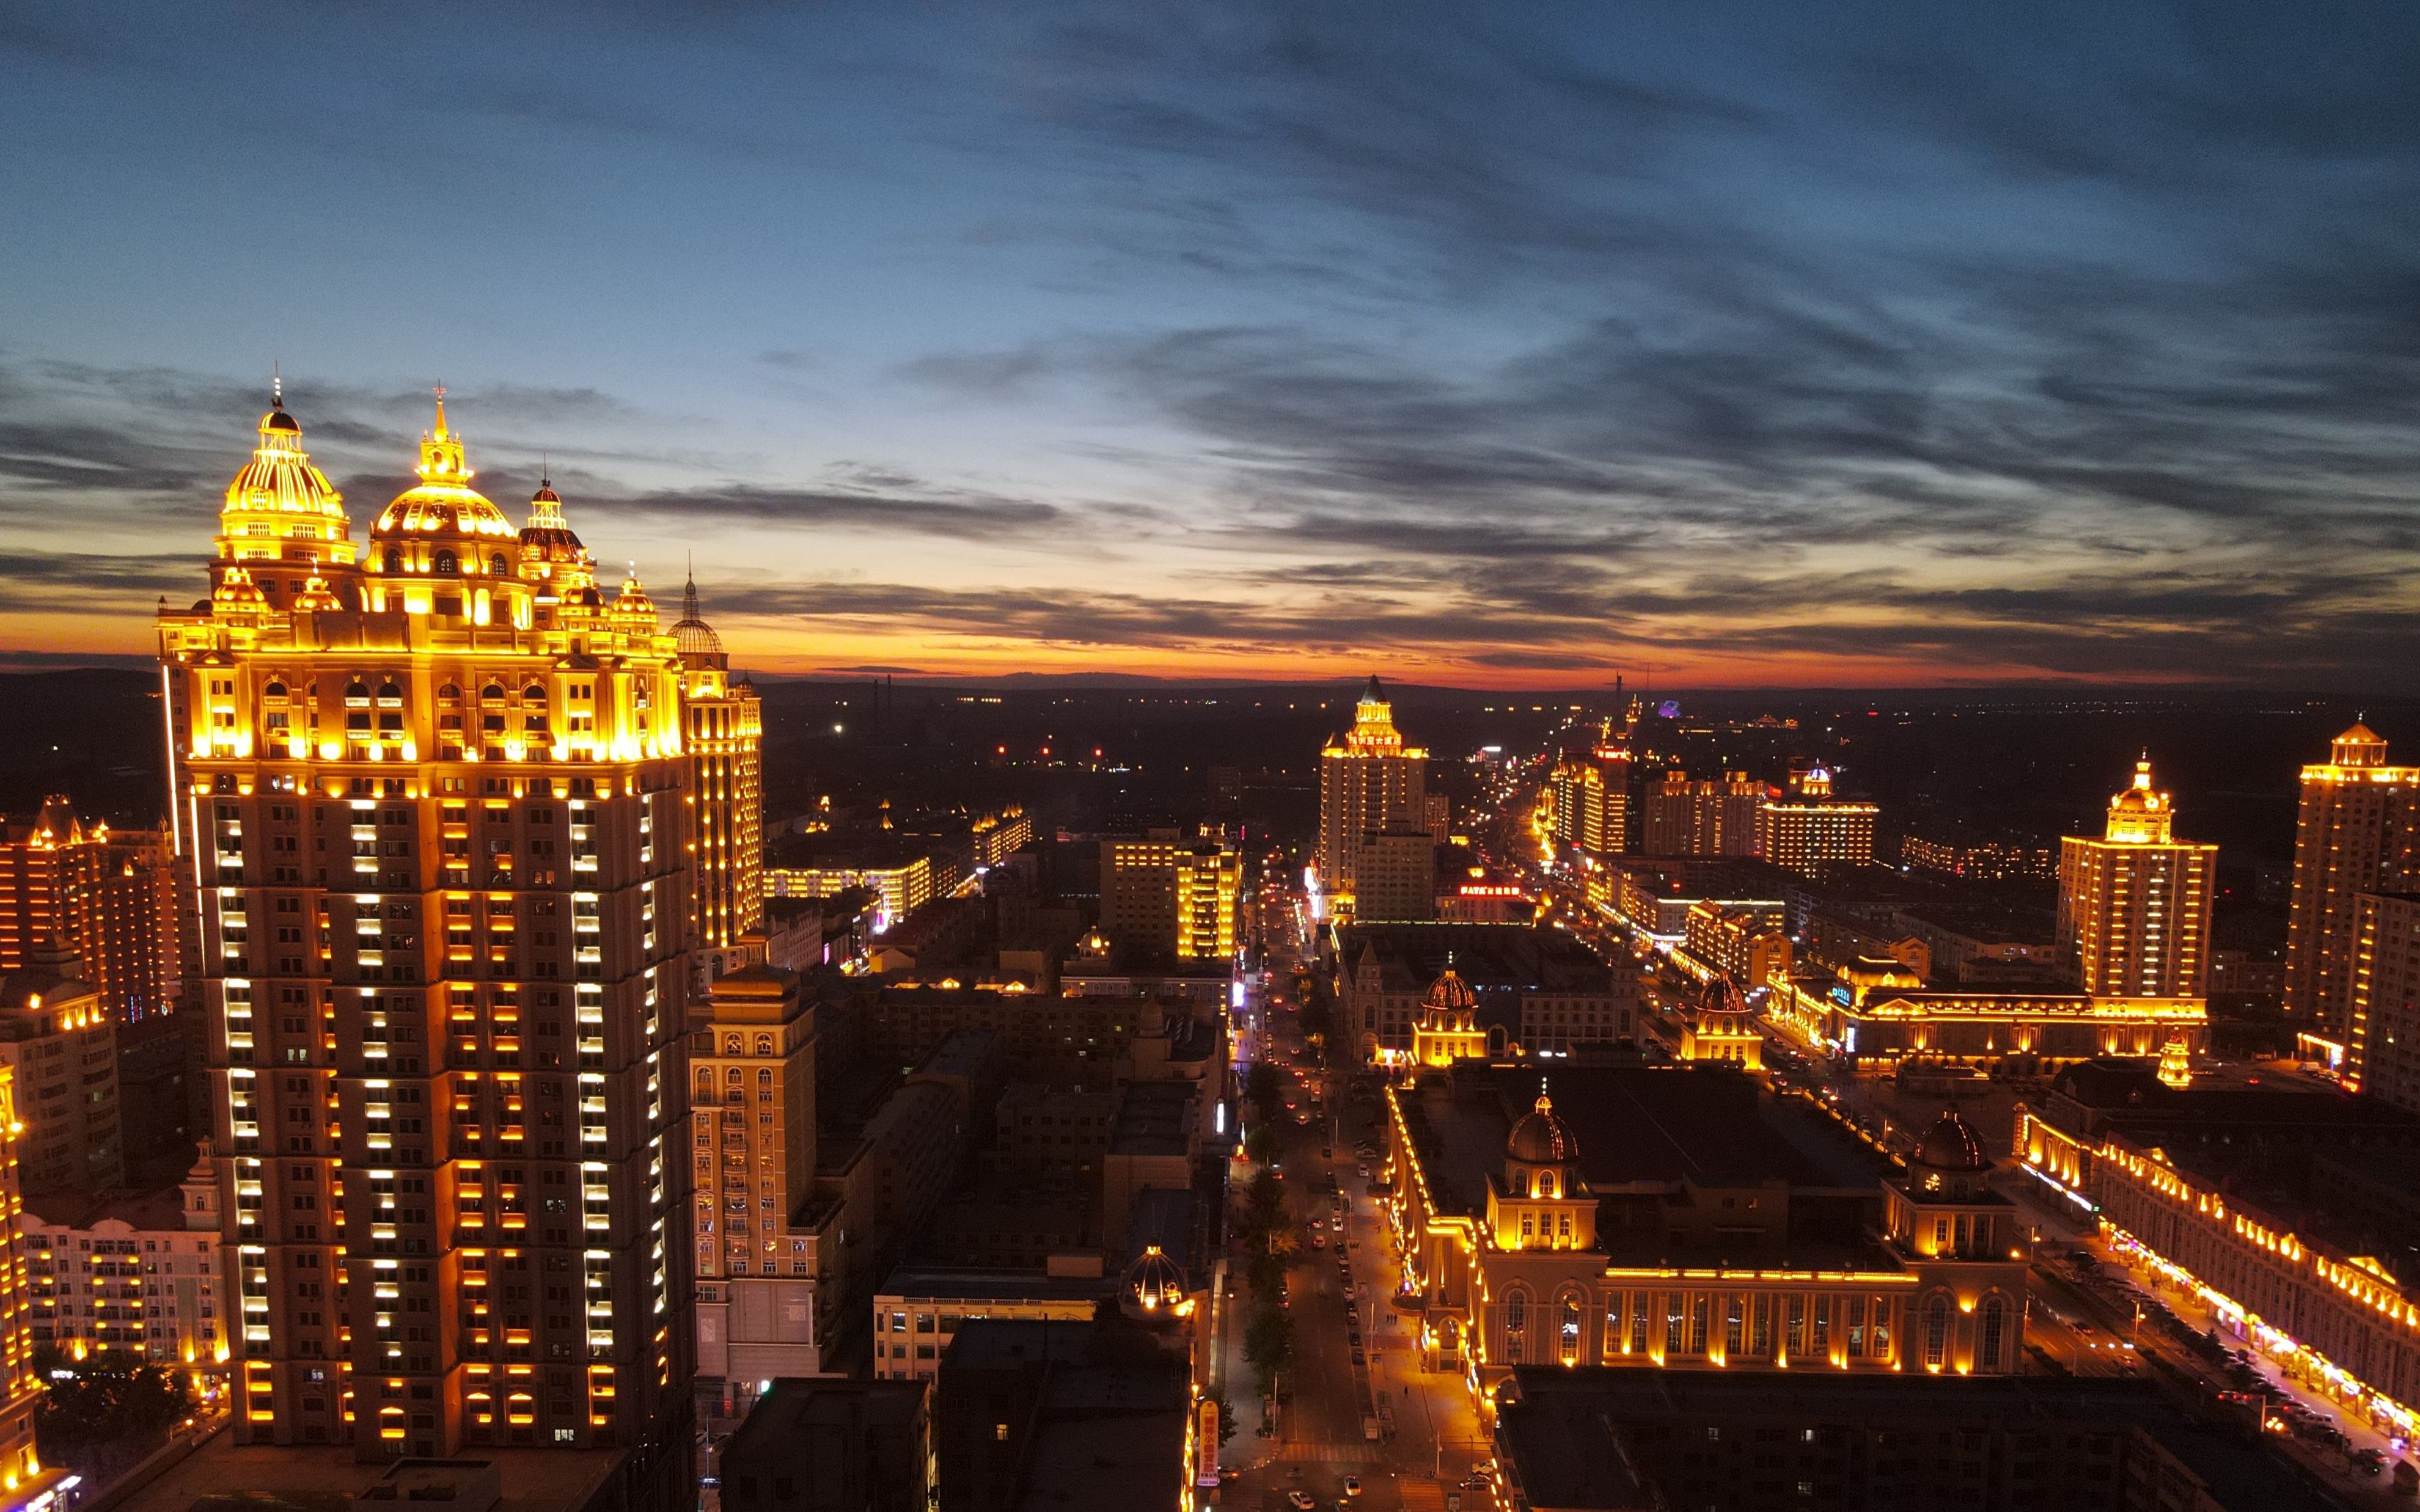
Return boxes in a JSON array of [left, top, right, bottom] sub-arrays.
[[1338, 921, 1622, 996], [878, 1266, 1107, 1304]]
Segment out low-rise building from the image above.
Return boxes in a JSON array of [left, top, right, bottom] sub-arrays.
[[719, 1378, 931, 1512], [871, 1268, 1106, 1384], [1335, 922, 1640, 1065], [932, 1318, 1191, 1512], [22, 1142, 224, 1364], [1766, 969, 2206, 1068]]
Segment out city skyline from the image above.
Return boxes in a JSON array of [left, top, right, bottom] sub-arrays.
[[9, 4, 2420, 688]]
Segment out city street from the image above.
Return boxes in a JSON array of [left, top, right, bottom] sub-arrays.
[[1220, 1020, 1491, 1511]]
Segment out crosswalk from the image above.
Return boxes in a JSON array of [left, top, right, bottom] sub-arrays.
[[1278, 1442, 1387, 1465], [1396, 1483, 1448, 1512]]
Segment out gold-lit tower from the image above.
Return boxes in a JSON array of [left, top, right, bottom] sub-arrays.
[[2058, 757, 2216, 999], [671, 574, 762, 982], [1318, 677, 1428, 920], [157, 390, 693, 1476], [2285, 724, 2420, 1057]]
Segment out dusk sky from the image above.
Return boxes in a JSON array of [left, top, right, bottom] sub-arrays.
[[6, 2, 2419, 688]]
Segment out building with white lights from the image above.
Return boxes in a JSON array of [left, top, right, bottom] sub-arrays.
[[1318, 678, 1428, 921], [22, 1144, 224, 1365], [2286, 724, 2420, 1059]]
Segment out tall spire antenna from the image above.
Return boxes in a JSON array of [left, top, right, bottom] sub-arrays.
[[541, 450, 551, 488], [683, 553, 701, 623], [273, 362, 283, 408]]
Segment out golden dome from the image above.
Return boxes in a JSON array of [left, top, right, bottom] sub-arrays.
[[610, 572, 656, 623], [1506, 1086, 1576, 1164], [221, 389, 346, 529], [371, 392, 518, 546]]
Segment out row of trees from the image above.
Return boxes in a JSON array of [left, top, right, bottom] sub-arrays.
[[32, 1347, 194, 1467], [1236, 1166, 1298, 1400]]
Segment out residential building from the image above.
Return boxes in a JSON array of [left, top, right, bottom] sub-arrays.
[[1547, 750, 1627, 857], [0, 1058, 61, 1510], [23, 1142, 224, 1364], [2058, 758, 2216, 999], [0, 945, 122, 1192], [1350, 830, 1436, 922], [870, 1268, 1104, 1384], [1901, 828, 2057, 883], [1678, 901, 1791, 990], [718, 1378, 930, 1512], [1755, 767, 1877, 877], [2285, 723, 2420, 1057], [932, 1318, 1190, 1512], [672, 575, 763, 982], [155, 393, 693, 1475], [1641, 771, 1762, 858], [0, 799, 182, 1023], [768, 858, 933, 932], [1098, 833, 1238, 962], [1316, 677, 1428, 921], [1334, 922, 1640, 1064], [1383, 1065, 2028, 1395], [2351, 892, 2420, 1110]]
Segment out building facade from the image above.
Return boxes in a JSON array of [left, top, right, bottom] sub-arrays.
[[2285, 724, 2420, 1056], [1350, 830, 1436, 922], [1335, 924, 1638, 1065], [766, 861, 932, 931], [156, 393, 693, 1463], [2058, 758, 2216, 999], [1755, 768, 1877, 877], [1317, 678, 1428, 921], [0, 800, 181, 1024], [0, 952, 121, 1194], [1547, 750, 1628, 858], [1098, 834, 1238, 962], [2348, 891, 2420, 1112], [1641, 772, 1763, 858], [23, 1144, 224, 1365], [671, 576, 763, 981]]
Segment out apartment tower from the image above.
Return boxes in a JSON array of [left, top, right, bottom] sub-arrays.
[[157, 392, 694, 1471], [2284, 724, 2420, 1053], [671, 577, 763, 982], [2057, 758, 2216, 999], [1318, 677, 1428, 920]]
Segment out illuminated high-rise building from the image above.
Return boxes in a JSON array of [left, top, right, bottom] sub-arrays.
[[2057, 758, 2215, 999], [2348, 891, 2420, 1109], [1755, 767, 1877, 877], [1318, 677, 1428, 919], [1641, 771, 1762, 858], [156, 391, 694, 1474], [0, 1058, 56, 1503], [671, 574, 763, 982], [1101, 833, 1239, 960], [1548, 746, 1629, 857], [2285, 725, 2420, 1051], [0, 800, 181, 1023]]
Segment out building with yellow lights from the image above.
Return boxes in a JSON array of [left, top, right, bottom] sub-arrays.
[[672, 575, 762, 984], [1641, 772, 1763, 858], [2287, 725, 2420, 1062], [1380, 1064, 2027, 1394], [1763, 966, 2204, 1070], [1318, 678, 1429, 920], [1756, 767, 1877, 878], [1674, 976, 1762, 1068], [155, 390, 694, 1475], [0, 1059, 62, 1512], [2017, 1058, 2420, 1439], [2349, 891, 2420, 1112], [0, 948, 120, 1193], [1547, 749, 1628, 858], [1099, 833, 1239, 962], [1336, 925, 1638, 1065], [22, 1142, 224, 1365], [767, 858, 933, 930], [2058, 758, 2216, 999], [1678, 901, 1791, 992], [0, 799, 182, 1024]]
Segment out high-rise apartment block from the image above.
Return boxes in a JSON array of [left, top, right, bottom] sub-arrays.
[[1548, 748, 1629, 856], [2347, 893, 2420, 1110], [0, 1061, 54, 1502], [672, 577, 763, 983], [1351, 831, 1437, 922], [1641, 772, 1763, 858], [2058, 759, 2216, 999], [1756, 767, 1877, 877], [1318, 678, 1427, 919], [157, 393, 694, 1472], [2286, 725, 2420, 1053], [0, 948, 121, 1194], [0, 800, 181, 1023], [1099, 833, 1239, 960]]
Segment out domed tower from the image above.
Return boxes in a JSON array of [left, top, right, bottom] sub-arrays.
[[1119, 1243, 1195, 1324], [675, 570, 766, 970], [1885, 1109, 2028, 1375], [364, 392, 527, 629], [1412, 961, 1487, 1068], [1489, 1081, 1593, 1251], [519, 472, 600, 612], [1679, 974, 1762, 1068], [214, 381, 361, 609]]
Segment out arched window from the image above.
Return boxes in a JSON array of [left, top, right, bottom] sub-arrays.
[[345, 681, 370, 699], [433, 549, 458, 576], [1503, 1293, 1527, 1363], [724, 1034, 742, 1056], [483, 684, 506, 701], [757, 1068, 772, 1087], [383, 547, 403, 574], [694, 1070, 714, 1105], [524, 684, 546, 701], [1511, 1171, 1528, 1197], [439, 684, 461, 702], [1923, 1296, 1949, 1369], [1538, 1171, 1557, 1198], [263, 681, 288, 699], [1559, 1295, 1582, 1362], [1978, 1298, 2008, 1371], [490, 552, 509, 575], [755, 1034, 774, 1056], [377, 682, 402, 701]]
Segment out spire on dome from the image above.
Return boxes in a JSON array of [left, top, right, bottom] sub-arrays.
[[417, 385, 470, 483]]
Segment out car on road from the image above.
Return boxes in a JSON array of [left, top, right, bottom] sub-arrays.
[[1343, 1476, 1361, 1497], [1288, 1493, 1317, 1510], [1351, 1348, 1365, 1365], [1313, 1236, 1327, 1249]]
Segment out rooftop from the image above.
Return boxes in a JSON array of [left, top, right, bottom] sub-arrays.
[[877, 1266, 1108, 1304], [1340, 921, 1623, 998], [114, 1439, 623, 1512]]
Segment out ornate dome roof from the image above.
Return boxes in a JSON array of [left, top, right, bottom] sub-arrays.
[[1124, 1244, 1187, 1313], [222, 389, 345, 527], [1913, 1109, 1989, 1172], [521, 477, 587, 554], [673, 572, 723, 657], [1506, 1086, 1575, 1164], [610, 573, 657, 623], [371, 392, 517, 544], [1698, 974, 1750, 1019], [1422, 965, 1476, 1017]]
